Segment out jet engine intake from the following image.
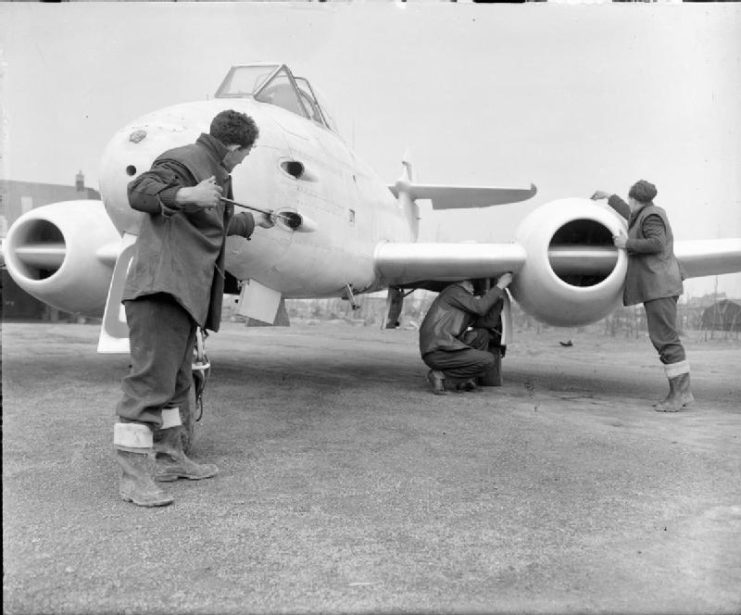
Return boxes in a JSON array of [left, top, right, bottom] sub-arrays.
[[3, 201, 121, 316], [509, 198, 627, 327]]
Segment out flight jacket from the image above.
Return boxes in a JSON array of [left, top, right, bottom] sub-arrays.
[[607, 195, 684, 306], [123, 133, 256, 332], [419, 282, 506, 356]]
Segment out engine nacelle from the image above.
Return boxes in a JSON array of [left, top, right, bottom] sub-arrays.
[[509, 198, 628, 327], [3, 201, 121, 316]]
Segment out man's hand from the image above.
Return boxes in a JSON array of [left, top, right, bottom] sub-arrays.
[[590, 190, 612, 201], [256, 213, 275, 229], [176, 176, 222, 209], [613, 231, 628, 249], [496, 272, 513, 289]]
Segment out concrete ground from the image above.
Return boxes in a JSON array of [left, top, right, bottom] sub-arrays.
[[2, 321, 740, 615]]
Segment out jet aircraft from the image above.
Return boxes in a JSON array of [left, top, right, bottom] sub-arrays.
[[5, 63, 741, 381]]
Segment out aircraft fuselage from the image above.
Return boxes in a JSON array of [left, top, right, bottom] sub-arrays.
[[99, 98, 414, 299]]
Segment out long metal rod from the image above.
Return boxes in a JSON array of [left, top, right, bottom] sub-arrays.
[[219, 196, 303, 227], [219, 196, 272, 216]]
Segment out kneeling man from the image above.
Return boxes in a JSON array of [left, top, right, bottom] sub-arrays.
[[419, 274, 512, 394]]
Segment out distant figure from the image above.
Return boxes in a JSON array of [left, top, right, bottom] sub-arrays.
[[419, 274, 513, 395], [592, 180, 692, 412], [113, 110, 273, 507], [385, 286, 404, 329]]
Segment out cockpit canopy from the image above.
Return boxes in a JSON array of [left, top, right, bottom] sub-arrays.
[[215, 64, 337, 133]]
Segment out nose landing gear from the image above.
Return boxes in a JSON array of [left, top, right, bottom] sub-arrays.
[[181, 327, 210, 454]]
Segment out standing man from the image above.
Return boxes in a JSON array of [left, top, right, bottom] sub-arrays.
[[419, 274, 512, 395], [113, 110, 273, 507], [592, 180, 693, 413]]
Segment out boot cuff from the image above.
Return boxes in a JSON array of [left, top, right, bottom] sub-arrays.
[[664, 360, 690, 378], [161, 407, 182, 430], [114, 422, 153, 451]]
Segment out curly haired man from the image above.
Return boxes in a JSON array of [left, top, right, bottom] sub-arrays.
[[113, 110, 273, 506]]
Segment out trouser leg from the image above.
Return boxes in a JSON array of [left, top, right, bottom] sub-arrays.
[[113, 294, 196, 505], [423, 347, 495, 382], [644, 297, 694, 412], [457, 328, 495, 389], [644, 296, 685, 364], [460, 328, 492, 352], [116, 294, 196, 426], [171, 322, 198, 411]]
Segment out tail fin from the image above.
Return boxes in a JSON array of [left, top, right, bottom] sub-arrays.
[[393, 148, 420, 241], [400, 148, 413, 183]]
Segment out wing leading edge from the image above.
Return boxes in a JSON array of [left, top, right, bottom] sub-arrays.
[[675, 239, 741, 279], [388, 183, 537, 210], [375, 238, 741, 291], [375, 242, 528, 287]]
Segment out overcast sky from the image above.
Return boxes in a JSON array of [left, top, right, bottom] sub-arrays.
[[1, 2, 739, 296]]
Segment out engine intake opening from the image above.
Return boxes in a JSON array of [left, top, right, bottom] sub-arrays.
[[549, 219, 617, 287], [13, 220, 66, 280]]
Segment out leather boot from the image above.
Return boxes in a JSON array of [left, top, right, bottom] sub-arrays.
[[154, 412, 218, 482], [114, 423, 173, 507], [458, 379, 484, 393], [676, 371, 695, 407], [655, 377, 682, 412], [426, 369, 447, 395], [655, 360, 694, 413]]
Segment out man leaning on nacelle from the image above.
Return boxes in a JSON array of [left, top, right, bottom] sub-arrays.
[[592, 179, 693, 413]]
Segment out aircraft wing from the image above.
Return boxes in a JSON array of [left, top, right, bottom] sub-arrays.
[[5, 195, 741, 335], [388, 182, 537, 209], [375, 242, 527, 287], [374, 198, 741, 328], [375, 238, 741, 289], [675, 239, 741, 279], [373, 237, 628, 328]]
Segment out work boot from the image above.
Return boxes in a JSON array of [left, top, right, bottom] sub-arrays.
[[458, 378, 484, 393], [655, 360, 694, 413], [114, 423, 173, 507], [154, 409, 218, 482], [677, 371, 695, 407], [426, 369, 447, 395]]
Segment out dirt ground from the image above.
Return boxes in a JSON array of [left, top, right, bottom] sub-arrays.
[[2, 321, 740, 615]]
